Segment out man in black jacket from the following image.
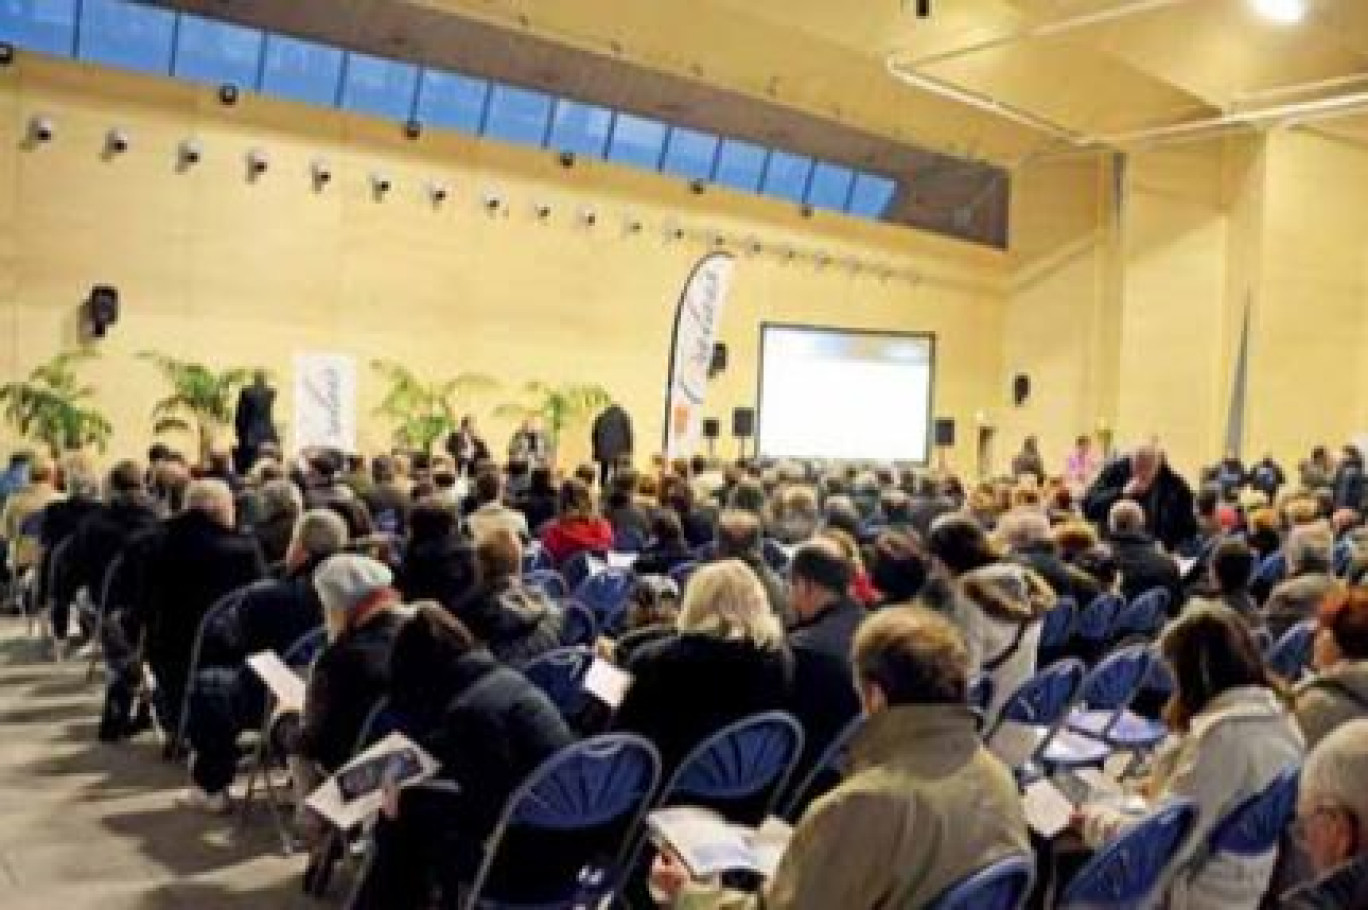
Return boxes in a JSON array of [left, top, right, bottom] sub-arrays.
[[1106, 500, 1183, 606], [234, 370, 279, 474], [1083, 442, 1196, 552], [591, 401, 633, 487], [182, 509, 347, 810], [786, 539, 865, 786]]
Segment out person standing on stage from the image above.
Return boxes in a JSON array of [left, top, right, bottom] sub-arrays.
[[234, 370, 279, 474], [445, 415, 490, 476], [591, 399, 633, 487]]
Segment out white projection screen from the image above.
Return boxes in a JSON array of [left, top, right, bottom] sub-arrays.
[[757, 325, 934, 462]]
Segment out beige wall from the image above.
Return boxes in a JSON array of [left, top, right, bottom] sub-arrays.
[[0, 56, 1006, 470]]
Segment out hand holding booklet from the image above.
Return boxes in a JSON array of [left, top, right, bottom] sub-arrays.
[[246, 651, 306, 713], [306, 732, 440, 830], [648, 807, 793, 880]]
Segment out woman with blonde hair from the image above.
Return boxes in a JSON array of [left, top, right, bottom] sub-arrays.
[[613, 559, 792, 771]]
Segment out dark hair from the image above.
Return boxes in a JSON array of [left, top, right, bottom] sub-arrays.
[[1196, 484, 1221, 519], [389, 604, 477, 712], [326, 498, 374, 540], [474, 466, 502, 504], [574, 463, 597, 488], [870, 530, 928, 603], [1161, 603, 1273, 732], [716, 509, 762, 558], [528, 465, 555, 495], [1321, 588, 1368, 661], [108, 459, 145, 496], [853, 606, 968, 706], [880, 490, 912, 523], [475, 527, 521, 582], [1074, 545, 1119, 589], [790, 540, 853, 594], [606, 469, 638, 511], [147, 443, 171, 464], [926, 515, 998, 576], [559, 477, 593, 518], [1211, 538, 1254, 594], [650, 509, 684, 546], [409, 500, 458, 543], [372, 455, 396, 484]]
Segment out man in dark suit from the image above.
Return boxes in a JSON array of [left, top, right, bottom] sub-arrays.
[[1084, 442, 1196, 552], [591, 401, 633, 487], [234, 371, 278, 474]]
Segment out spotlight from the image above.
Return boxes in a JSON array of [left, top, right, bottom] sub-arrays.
[[311, 158, 332, 188], [0, 43, 15, 67], [534, 201, 553, 220], [558, 150, 577, 169], [246, 148, 269, 178], [403, 120, 423, 140], [427, 181, 449, 204], [689, 178, 707, 195], [624, 216, 644, 234], [218, 83, 240, 106], [579, 206, 598, 227], [1249, 0, 1305, 24], [483, 190, 504, 212], [105, 128, 130, 155], [370, 172, 392, 196], [178, 138, 203, 167]]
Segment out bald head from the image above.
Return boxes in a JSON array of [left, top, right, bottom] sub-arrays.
[[1109, 499, 1146, 536]]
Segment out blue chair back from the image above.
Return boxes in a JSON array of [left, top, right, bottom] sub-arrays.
[[282, 627, 328, 669], [1143, 647, 1175, 700], [1060, 799, 1199, 909], [1113, 589, 1170, 639], [1077, 594, 1125, 643], [559, 600, 598, 648], [780, 714, 862, 819], [1209, 766, 1300, 858], [462, 734, 662, 908], [373, 508, 401, 536], [524, 569, 569, 599], [761, 538, 791, 572], [662, 711, 805, 818], [929, 853, 1035, 910], [522, 646, 594, 718], [613, 527, 647, 553], [175, 581, 270, 750], [1251, 551, 1287, 588], [995, 659, 1086, 731], [573, 568, 635, 631], [667, 560, 699, 590], [1267, 620, 1316, 680], [1040, 598, 1076, 651], [522, 541, 553, 573], [563, 550, 609, 590], [1080, 645, 1153, 713]]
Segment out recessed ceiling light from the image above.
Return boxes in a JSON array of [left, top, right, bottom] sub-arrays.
[[1250, 0, 1306, 24]]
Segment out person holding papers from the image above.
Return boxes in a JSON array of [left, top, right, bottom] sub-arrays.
[[650, 606, 1028, 909], [351, 604, 572, 909]]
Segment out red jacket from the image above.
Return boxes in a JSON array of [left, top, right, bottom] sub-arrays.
[[540, 517, 614, 566]]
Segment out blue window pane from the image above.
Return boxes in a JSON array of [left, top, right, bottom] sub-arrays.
[[416, 69, 488, 134], [483, 84, 552, 146], [607, 113, 667, 170], [762, 151, 813, 204], [806, 162, 855, 211], [261, 34, 343, 106], [848, 173, 898, 218], [661, 127, 718, 181], [173, 14, 262, 88], [547, 99, 612, 157], [341, 52, 418, 120], [713, 139, 767, 192], [77, 0, 174, 75], [0, 0, 77, 56]]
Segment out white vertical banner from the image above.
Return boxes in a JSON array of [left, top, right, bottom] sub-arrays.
[[664, 252, 736, 459], [293, 352, 357, 453]]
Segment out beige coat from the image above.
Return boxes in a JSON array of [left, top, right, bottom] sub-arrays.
[[677, 704, 1030, 910]]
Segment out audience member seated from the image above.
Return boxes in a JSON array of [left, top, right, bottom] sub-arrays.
[[652, 606, 1030, 909], [713, 510, 789, 622], [614, 559, 792, 772], [1283, 720, 1368, 910], [1071, 604, 1304, 908], [768, 483, 820, 545], [1106, 500, 1183, 605], [250, 478, 302, 568], [182, 510, 346, 811], [1331, 445, 1366, 515], [514, 464, 558, 533], [603, 468, 651, 543], [0, 456, 60, 579], [1207, 537, 1261, 627], [906, 474, 956, 539], [727, 477, 768, 520], [1182, 484, 1225, 583], [458, 527, 562, 664], [361, 455, 411, 536], [1294, 588, 1368, 748], [1084, 442, 1197, 551], [867, 529, 928, 607], [633, 510, 696, 577], [134, 479, 266, 736], [465, 465, 529, 544], [999, 508, 1076, 601], [1247, 506, 1284, 564], [300, 450, 352, 509], [665, 475, 716, 548], [395, 501, 477, 614], [820, 494, 862, 542], [1266, 523, 1341, 642], [39, 455, 101, 552], [350, 605, 573, 909], [1052, 518, 1100, 564], [786, 539, 864, 779], [539, 477, 613, 566]]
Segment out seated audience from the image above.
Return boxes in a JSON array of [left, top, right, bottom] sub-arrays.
[[1266, 523, 1341, 641], [1011, 435, 1046, 485], [37, 459, 100, 638], [614, 559, 792, 772], [1106, 499, 1183, 605], [603, 468, 651, 544], [465, 465, 529, 544], [396, 500, 477, 613], [820, 494, 862, 542], [1073, 604, 1303, 908], [1, 456, 60, 577], [653, 606, 1030, 909], [665, 476, 716, 548], [1294, 588, 1368, 748], [1247, 506, 1284, 563], [1083, 442, 1197, 551], [867, 529, 928, 607], [459, 527, 562, 665], [362, 455, 411, 536], [1331, 445, 1366, 515], [1283, 720, 1368, 910], [768, 484, 820, 545], [1052, 519, 1100, 564], [514, 464, 559, 533], [726, 478, 768, 520], [350, 605, 573, 909], [251, 478, 301, 568], [633, 510, 696, 577], [998, 507, 1075, 601], [713, 510, 788, 621], [183, 510, 346, 811], [539, 477, 613, 566], [1069, 544, 1121, 606], [1207, 537, 1261, 627], [907, 474, 956, 539]]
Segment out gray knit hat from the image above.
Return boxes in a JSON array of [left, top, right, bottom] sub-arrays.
[[314, 554, 393, 615]]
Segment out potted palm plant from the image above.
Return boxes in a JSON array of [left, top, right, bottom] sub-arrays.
[[138, 352, 257, 463], [495, 380, 611, 464], [371, 359, 500, 457], [0, 351, 112, 456]]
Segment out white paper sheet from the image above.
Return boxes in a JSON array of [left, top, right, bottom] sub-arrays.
[[305, 732, 439, 830], [246, 651, 306, 714], [1023, 779, 1074, 839], [648, 807, 793, 880], [582, 658, 634, 709], [607, 551, 639, 569]]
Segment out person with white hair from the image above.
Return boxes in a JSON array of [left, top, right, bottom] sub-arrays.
[[1283, 720, 1368, 909], [999, 507, 1076, 600], [1106, 498, 1183, 605], [1266, 522, 1342, 642], [1083, 440, 1197, 551]]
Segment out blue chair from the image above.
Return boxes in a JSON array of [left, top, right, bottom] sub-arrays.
[[1267, 620, 1316, 681], [613, 526, 648, 553], [458, 734, 662, 909], [762, 538, 791, 572], [563, 550, 609, 590], [984, 659, 1086, 776], [559, 600, 598, 648], [573, 568, 636, 631], [1112, 589, 1170, 641], [1052, 646, 1155, 768], [1251, 551, 1287, 589], [929, 853, 1035, 910], [691, 541, 718, 561], [780, 714, 862, 820], [1059, 798, 1200, 909], [522, 646, 594, 719], [660, 711, 805, 821], [667, 560, 699, 590], [174, 581, 272, 755], [1076, 594, 1125, 648], [524, 569, 569, 599], [1039, 597, 1077, 655], [522, 541, 553, 573], [1208, 765, 1300, 862]]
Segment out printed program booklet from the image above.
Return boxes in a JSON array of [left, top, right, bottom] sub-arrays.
[[648, 807, 793, 880]]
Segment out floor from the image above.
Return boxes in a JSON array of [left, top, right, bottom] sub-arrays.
[[0, 618, 334, 909]]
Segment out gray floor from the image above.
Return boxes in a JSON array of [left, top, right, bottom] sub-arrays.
[[0, 619, 333, 908]]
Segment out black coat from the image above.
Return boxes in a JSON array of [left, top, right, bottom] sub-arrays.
[[1083, 458, 1197, 551], [54, 494, 161, 607], [1108, 531, 1183, 606], [787, 598, 864, 774], [1249, 459, 1285, 499], [457, 580, 563, 666], [397, 537, 477, 613], [302, 610, 407, 771], [1012, 543, 1078, 601], [234, 383, 278, 448], [252, 511, 297, 568], [1333, 459, 1367, 513], [615, 634, 793, 773], [591, 404, 633, 463], [201, 561, 325, 669]]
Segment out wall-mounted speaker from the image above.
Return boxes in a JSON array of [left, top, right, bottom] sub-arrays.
[[709, 342, 728, 378], [1013, 373, 1031, 407], [85, 284, 119, 338], [934, 418, 956, 448], [732, 407, 755, 439], [702, 418, 720, 440]]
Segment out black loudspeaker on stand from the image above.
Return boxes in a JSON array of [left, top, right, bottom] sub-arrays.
[[732, 407, 755, 461], [934, 418, 955, 469], [702, 418, 721, 458]]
